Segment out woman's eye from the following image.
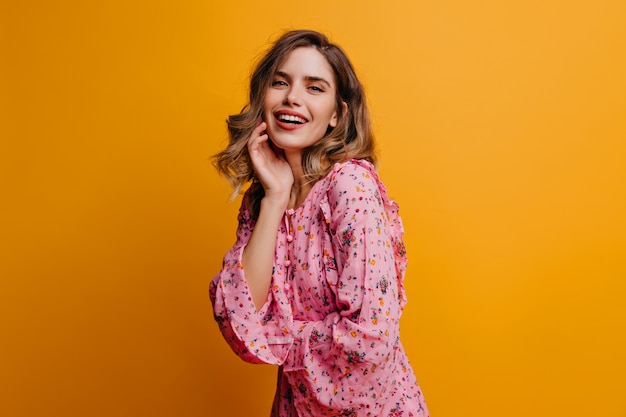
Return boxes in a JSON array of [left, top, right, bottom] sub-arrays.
[[309, 86, 324, 92], [272, 80, 287, 87]]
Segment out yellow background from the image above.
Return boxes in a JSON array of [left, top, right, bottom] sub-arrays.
[[1, 1, 625, 416]]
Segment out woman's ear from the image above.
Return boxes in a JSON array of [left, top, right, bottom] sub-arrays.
[[330, 101, 348, 128]]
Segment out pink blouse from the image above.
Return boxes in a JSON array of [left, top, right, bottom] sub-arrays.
[[210, 159, 429, 417]]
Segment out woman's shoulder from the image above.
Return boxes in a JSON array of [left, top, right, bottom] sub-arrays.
[[330, 158, 376, 175], [322, 158, 387, 197], [236, 187, 257, 227]]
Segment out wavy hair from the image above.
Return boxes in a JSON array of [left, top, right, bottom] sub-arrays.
[[213, 30, 376, 218]]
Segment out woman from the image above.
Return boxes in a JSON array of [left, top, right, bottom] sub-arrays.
[[210, 30, 429, 417]]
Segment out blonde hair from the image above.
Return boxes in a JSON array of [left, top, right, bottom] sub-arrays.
[[213, 30, 376, 218]]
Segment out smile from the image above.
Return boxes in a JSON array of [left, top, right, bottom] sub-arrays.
[[273, 111, 309, 130], [277, 114, 307, 124]]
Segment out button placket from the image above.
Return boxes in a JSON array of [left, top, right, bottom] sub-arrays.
[[284, 210, 295, 292]]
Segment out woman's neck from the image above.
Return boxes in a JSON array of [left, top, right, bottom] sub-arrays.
[[284, 153, 312, 210]]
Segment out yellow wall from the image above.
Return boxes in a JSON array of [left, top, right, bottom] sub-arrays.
[[1, 1, 625, 416]]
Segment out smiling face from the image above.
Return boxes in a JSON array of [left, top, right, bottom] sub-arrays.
[[263, 47, 339, 156]]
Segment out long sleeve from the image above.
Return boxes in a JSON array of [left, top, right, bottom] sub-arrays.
[[209, 195, 293, 365], [282, 161, 410, 414]]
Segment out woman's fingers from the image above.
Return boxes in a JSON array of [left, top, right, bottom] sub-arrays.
[[247, 121, 275, 171], [247, 122, 270, 153], [246, 122, 293, 194], [248, 121, 266, 141]]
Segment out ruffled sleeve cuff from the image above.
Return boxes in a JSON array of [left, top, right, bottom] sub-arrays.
[[210, 245, 294, 365]]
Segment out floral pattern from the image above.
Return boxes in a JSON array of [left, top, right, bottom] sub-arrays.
[[210, 160, 429, 416]]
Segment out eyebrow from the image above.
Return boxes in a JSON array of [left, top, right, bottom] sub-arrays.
[[275, 71, 332, 88]]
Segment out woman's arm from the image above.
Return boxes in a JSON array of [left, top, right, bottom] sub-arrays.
[[241, 196, 286, 310], [242, 120, 293, 310], [210, 121, 296, 363], [282, 161, 409, 413]]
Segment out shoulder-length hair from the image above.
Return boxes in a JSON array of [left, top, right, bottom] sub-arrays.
[[213, 29, 376, 218]]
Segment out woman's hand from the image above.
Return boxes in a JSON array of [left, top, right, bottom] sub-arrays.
[[247, 121, 294, 203]]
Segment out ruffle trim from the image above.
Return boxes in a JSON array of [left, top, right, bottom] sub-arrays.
[[322, 159, 408, 309]]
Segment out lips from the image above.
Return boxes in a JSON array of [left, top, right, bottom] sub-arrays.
[[273, 110, 309, 130]]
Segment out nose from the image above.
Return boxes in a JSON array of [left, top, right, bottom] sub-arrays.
[[284, 85, 302, 106]]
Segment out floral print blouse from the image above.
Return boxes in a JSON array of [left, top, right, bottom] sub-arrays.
[[210, 159, 429, 417]]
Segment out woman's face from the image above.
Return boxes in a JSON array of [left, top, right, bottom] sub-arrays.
[[262, 47, 339, 154]]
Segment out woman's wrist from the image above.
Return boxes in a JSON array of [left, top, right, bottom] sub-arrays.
[[261, 193, 290, 213]]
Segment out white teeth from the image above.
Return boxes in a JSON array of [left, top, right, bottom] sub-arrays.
[[277, 114, 306, 123]]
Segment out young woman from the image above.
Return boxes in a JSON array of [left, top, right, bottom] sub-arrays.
[[210, 30, 429, 417]]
